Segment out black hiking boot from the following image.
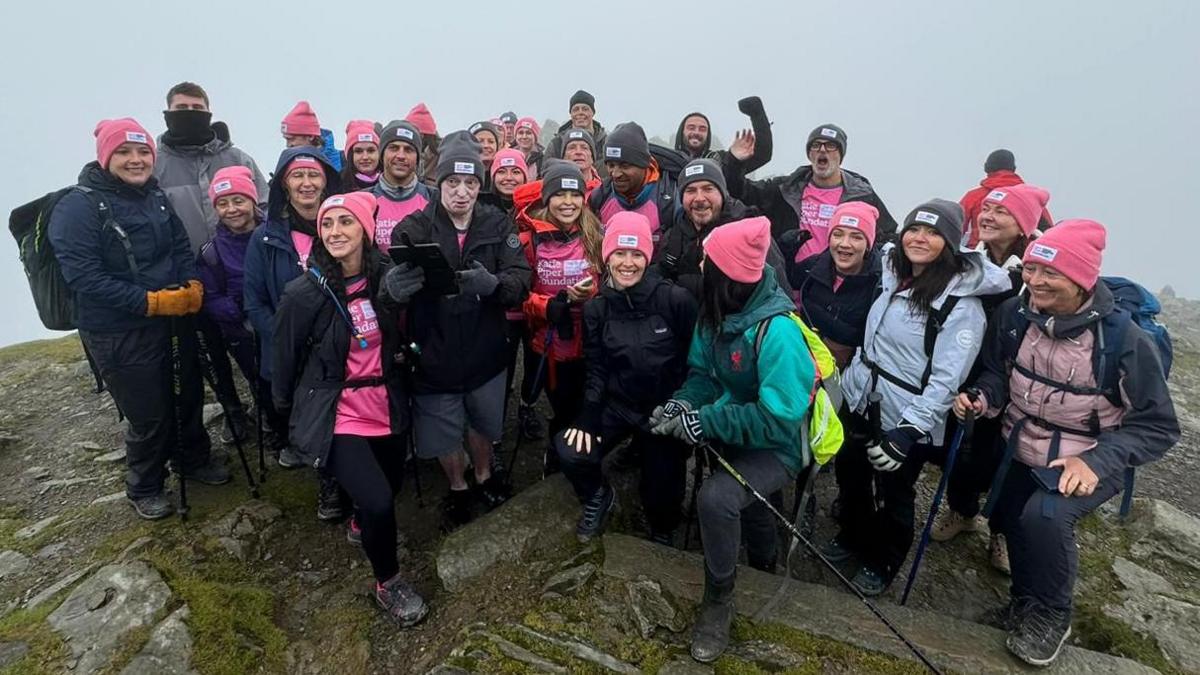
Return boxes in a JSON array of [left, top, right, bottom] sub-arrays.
[[1007, 602, 1072, 667], [576, 485, 615, 543], [442, 489, 475, 531], [850, 566, 887, 597], [374, 574, 429, 627], [475, 475, 511, 511], [182, 460, 232, 486], [317, 475, 348, 522], [690, 569, 735, 663], [128, 493, 175, 520], [518, 403, 543, 439], [987, 595, 1036, 632], [818, 535, 855, 564]]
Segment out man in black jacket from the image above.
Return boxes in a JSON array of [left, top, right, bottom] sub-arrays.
[[385, 132, 531, 527]]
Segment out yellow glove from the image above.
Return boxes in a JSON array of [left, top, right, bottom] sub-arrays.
[[183, 279, 205, 314], [145, 287, 193, 317]]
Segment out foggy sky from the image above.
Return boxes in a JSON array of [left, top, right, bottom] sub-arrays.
[[1, 0, 1196, 347]]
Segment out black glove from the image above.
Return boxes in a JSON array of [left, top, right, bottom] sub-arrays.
[[867, 422, 925, 472], [384, 263, 425, 303], [574, 403, 603, 437], [737, 96, 765, 117], [456, 259, 499, 297], [778, 228, 813, 261], [546, 290, 573, 340]]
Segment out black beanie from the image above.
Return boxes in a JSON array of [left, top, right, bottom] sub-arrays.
[[468, 121, 502, 147], [902, 198, 964, 252], [435, 131, 485, 185], [678, 158, 728, 201], [603, 122, 650, 168], [984, 149, 1016, 173], [500, 111, 517, 124], [569, 90, 595, 111], [540, 160, 587, 204], [558, 127, 596, 159], [806, 123, 848, 156], [379, 120, 423, 155]]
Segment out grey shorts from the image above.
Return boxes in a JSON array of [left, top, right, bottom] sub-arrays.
[[412, 371, 506, 459]]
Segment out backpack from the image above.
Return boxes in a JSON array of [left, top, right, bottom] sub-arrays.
[[753, 312, 845, 467]]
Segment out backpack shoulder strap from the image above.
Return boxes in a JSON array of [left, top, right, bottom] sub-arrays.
[[923, 295, 961, 359], [1095, 310, 1128, 407], [72, 187, 139, 276], [753, 313, 786, 356]]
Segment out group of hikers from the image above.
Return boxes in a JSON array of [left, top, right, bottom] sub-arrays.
[[26, 81, 1180, 669]]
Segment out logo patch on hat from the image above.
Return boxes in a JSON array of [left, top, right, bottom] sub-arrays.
[[517, 120, 534, 130], [987, 190, 1007, 201], [500, 157, 516, 167], [684, 164, 705, 177], [617, 234, 639, 248], [454, 161, 476, 174], [561, 178, 579, 190], [280, 123, 288, 133], [914, 211, 940, 225], [820, 128, 838, 138], [124, 131, 148, 143], [395, 128, 414, 140], [469, 123, 483, 134], [1029, 243, 1058, 262], [325, 196, 346, 207], [838, 215, 860, 227], [605, 147, 622, 159], [356, 133, 375, 143], [213, 180, 232, 194], [568, 131, 584, 139]]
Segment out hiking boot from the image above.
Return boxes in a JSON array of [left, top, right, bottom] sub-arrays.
[[930, 509, 981, 542], [851, 566, 887, 597], [442, 489, 475, 530], [277, 445, 306, 469], [690, 570, 735, 663], [182, 460, 232, 486], [317, 476, 348, 522], [128, 493, 175, 520], [347, 517, 362, 546], [818, 535, 855, 564], [220, 409, 250, 445], [475, 475, 511, 511], [990, 533, 1011, 575], [993, 595, 1036, 633], [1007, 602, 1072, 667], [518, 403, 543, 439], [374, 575, 429, 627], [576, 485, 615, 543]]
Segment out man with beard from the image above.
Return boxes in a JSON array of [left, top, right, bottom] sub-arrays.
[[587, 122, 675, 238], [726, 123, 897, 262], [154, 81, 269, 444], [674, 113, 719, 161], [544, 90, 608, 177], [654, 158, 791, 299], [368, 120, 435, 248], [674, 97, 774, 170]]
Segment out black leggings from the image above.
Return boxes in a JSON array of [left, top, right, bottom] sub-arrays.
[[326, 434, 405, 582]]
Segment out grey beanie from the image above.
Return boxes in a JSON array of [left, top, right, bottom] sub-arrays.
[[678, 158, 728, 201], [807, 123, 847, 156], [559, 127, 597, 160], [435, 131, 485, 185], [379, 120, 423, 155], [499, 111, 517, 124], [984, 149, 1016, 173], [540, 160, 587, 204], [569, 90, 595, 111], [902, 198, 965, 252], [467, 121, 502, 147], [602, 122, 651, 168]]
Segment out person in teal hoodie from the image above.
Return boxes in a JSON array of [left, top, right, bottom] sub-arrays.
[[651, 215, 816, 664]]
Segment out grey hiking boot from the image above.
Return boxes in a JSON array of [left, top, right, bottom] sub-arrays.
[[277, 445, 306, 469], [690, 569, 735, 663], [129, 493, 175, 520], [374, 575, 429, 627], [851, 566, 887, 597], [317, 475, 349, 522], [1007, 602, 1072, 667], [183, 460, 231, 486]]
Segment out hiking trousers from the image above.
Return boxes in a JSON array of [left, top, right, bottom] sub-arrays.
[[326, 434, 406, 583], [697, 447, 792, 580]]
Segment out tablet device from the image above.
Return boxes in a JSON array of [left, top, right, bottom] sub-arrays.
[[388, 243, 459, 295]]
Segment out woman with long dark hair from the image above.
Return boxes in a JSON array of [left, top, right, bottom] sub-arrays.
[[271, 192, 427, 627], [827, 198, 1011, 597], [340, 120, 380, 190]]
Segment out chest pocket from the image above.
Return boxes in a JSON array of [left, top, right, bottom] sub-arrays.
[[604, 312, 675, 373]]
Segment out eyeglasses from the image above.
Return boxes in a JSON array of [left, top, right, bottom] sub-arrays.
[[808, 141, 840, 153]]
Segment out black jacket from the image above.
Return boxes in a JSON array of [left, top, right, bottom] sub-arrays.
[[725, 159, 899, 244], [790, 248, 882, 350], [393, 202, 531, 394], [651, 198, 793, 300], [270, 263, 409, 468], [582, 274, 697, 415]]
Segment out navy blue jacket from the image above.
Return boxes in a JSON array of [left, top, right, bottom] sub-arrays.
[[243, 146, 340, 378], [49, 162, 194, 332]]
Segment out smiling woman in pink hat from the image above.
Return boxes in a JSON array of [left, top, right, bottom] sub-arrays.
[[341, 120, 381, 190]]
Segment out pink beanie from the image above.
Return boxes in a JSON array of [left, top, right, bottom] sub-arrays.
[[344, 119, 379, 155], [983, 183, 1051, 236], [829, 201, 879, 248], [317, 192, 379, 243], [703, 216, 772, 283], [490, 148, 529, 180], [284, 154, 324, 178], [602, 212, 654, 262], [208, 166, 258, 206], [405, 103, 438, 136], [94, 118, 155, 169], [515, 117, 541, 138], [281, 101, 321, 137], [1023, 218, 1106, 290]]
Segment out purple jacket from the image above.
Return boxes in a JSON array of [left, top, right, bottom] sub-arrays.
[[197, 224, 254, 335]]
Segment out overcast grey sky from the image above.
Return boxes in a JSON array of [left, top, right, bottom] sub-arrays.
[[1, 0, 1196, 347]]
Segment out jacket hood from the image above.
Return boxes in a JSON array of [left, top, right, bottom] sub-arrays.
[[674, 111, 712, 158], [267, 146, 341, 219], [880, 243, 1014, 305], [979, 170, 1025, 190], [1019, 279, 1115, 340], [718, 267, 794, 335]]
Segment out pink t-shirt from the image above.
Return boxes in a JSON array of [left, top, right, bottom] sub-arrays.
[[795, 184, 844, 261], [531, 235, 594, 360], [598, 195, 662, 240], [290, 231, 314, 270], [374, 193, 429, 251], [333, 278, 391, 437], [456, 230, 468, 252]]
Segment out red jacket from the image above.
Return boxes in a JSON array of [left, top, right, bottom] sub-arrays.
[[959, 170, 1053, 248]]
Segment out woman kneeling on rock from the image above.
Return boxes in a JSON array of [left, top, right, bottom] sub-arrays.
[[651, 216, 816, 663], [271, 192, 428, 627], [956, 219, 1178, 667]]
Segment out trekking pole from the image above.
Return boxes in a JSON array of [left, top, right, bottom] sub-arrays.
[[409, 425, 425, 508], [194, 326, 260, 498], [168, 316, 190, 522], [900, 405, 976, 606], [253, 332, 267, 483], [700, 443, 943, 674], [682, 444, 706, 550], [868, 392, 885, 512], [508, 327, 554, 473]]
